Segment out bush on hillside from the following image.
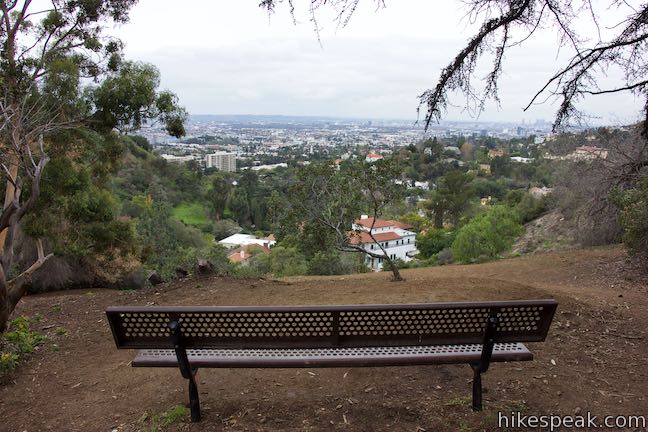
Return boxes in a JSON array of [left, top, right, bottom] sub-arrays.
[[1, 316, 46, 378], [472, 177, 507, 201], [416, 228, 456, 259], [394, 256, 439, 269], [516, 194, 550, 223], [452, 205, 523, 263], [307, 251, 355, 275], [436, 247, 454, 265], [245, 246, 307, 278], [505, 189, 525, 206], [213, 219, 242, 241], [613, 179, 648, 262], [169, 220, 208, 249]]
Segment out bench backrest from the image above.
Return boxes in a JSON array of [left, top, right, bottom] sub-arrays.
[[106, 299, 557, 349]]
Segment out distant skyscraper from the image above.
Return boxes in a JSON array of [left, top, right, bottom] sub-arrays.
[[205, 152, 236, 172]]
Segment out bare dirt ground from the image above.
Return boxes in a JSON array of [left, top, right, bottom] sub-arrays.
[[1, 245, 647, 431]]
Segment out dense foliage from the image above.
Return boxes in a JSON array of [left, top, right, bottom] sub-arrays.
[[0, 0, 188, 331], [614, 179, 648, 263], [416, 229, 456, 259], [452, 206, 523, 263]]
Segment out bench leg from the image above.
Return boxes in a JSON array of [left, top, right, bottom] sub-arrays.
[[168, 321, 202, 422], [188, 369, 201, 422], [471, 313, 497, 412], [471, 364, 482, 411]]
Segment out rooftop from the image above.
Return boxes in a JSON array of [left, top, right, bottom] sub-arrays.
[[354, 218, 414, 231], [349, 231, 402, 245]]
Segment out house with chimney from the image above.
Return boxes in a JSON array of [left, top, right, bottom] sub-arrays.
[[227, 244, 271, 264], [350, 216, 418, 271]]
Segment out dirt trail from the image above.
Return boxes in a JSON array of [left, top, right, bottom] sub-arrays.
[[0, 246, 646, 431]]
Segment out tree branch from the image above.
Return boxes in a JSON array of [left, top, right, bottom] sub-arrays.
[[418, 0, 532, 129], [581, 79, 648, 95], [7, 239, 53, 307]]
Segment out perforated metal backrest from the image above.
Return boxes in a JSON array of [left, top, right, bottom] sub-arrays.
[[106, 300, 557, 349]]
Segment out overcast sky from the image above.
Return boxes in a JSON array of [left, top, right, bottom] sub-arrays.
[[110, 1, 644, 125]]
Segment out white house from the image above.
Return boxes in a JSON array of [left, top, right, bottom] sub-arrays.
[[350, 216, 418, 271], [161, 154, 195, 164], [510, 156, 533, 163], [218, 233, 276, 249]]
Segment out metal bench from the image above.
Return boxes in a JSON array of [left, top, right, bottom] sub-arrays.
[[106, 299, 557, 422]]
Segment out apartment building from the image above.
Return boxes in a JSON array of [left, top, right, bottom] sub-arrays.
[[205, 151, 237, 172]]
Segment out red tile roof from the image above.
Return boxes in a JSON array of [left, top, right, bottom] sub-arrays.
[[227, 244, 271, 263], [354, 218, 414, 231], [387, 220, 413, 230], [349, 231, 401, 245], [354, 217, 395, 229]]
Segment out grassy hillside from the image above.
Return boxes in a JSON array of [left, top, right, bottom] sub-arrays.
[[172, 202, 210, 227]]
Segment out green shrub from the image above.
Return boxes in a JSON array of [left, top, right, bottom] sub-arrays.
[[472, 178, 507, 200], [201, 244, 231, 275], [212, 219, 242, 241], [158, 405, 189, 427], [1, 316, 47, 377], [0, 352, 19, 374], [398, 212, 433, 232], [452, 205, 523, 263], [141, 404, 189, 431], [396, 256, 438, 269], [613, 179, 648, 260], [505, 189, 525, 206], [515, 194, 548, 223], [436, 247, 454, 265], [266, 246, 308, 277], [168, 220, 208, 249], [307, 251, 354, 275], [4, 316, 47, 354], [231, 247, 309, 278], [231, 262, 266, 278], [416, 228, 456, 259]]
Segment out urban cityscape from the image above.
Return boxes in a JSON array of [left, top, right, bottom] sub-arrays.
[[147, 115, 555, 171]]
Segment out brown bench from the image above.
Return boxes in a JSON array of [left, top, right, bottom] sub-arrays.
[[106, 299, 557, 422]]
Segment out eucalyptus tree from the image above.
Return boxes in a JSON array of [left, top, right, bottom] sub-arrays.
[[0, 0, 187, 331]]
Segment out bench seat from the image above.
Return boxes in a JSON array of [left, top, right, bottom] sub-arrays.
[[132, 342, 532, 368], [107, 300, 557, 421]]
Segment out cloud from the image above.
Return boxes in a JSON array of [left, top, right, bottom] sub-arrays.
[[112, 0, 644, 125]]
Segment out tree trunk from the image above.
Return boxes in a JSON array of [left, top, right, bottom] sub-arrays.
[[0, 161, 18, 256], [452, 213, 460, 228], [0, 265, 10, 333], [0, 303, 9, 333], [434, 209, 444, 229], [0, 239, 53, 332], [384, 257, 404, 281]]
